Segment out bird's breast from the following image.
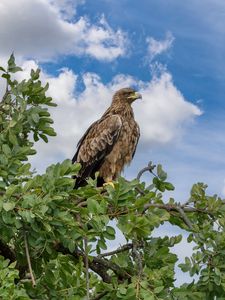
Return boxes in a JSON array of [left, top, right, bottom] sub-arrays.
[[99, 119, 138, 181]]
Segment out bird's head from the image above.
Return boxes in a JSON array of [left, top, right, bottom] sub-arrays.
[[113, 87, 142, 105]]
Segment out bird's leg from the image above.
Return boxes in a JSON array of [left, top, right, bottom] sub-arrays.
[[103, 182, 115, 188], [103, 177, 115, 189]]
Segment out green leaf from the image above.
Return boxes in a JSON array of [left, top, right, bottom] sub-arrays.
[[42, 127, 56, 136], [5, 185, 18, 197], [215, 267, 221, 276], [0, 66, 6, 72], [8, 131, 18, 145], [157, 164, 167, 181], [3, 202, 15, 212], [87, 198, 99, 214], [97, 239, 107, 250], [9, 120, 17, 128], [2, 144, 11, 156], [30, 68, 40, 80], [106, 226, 116, 236], [2, 73, 10, 80], [31, 113, 39, 123], [154, 286, 164, 294], [60, 159, 72, 175], [39, 133, 48, 143], [8, 66, 23, 73], [46, 102, 57, 107], [164, 182, 175, 191], [7, 53, 16, 68], [0, 181, 7, 189], [33, 132, 39, 142]]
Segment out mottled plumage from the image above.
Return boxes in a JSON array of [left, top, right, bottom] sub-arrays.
[[72, 87, 141, 188]]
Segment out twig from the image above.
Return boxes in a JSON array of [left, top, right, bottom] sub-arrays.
[[176, 205, 206, 253], [84, 237, 90, 300], [136, 161, 156, 181], [90, 256, 131, 280], [135, 161, 157, 195], [144, 202, 196, 229], [143, 202, 213, 216], [91, 291, 108, 300], [24, 231, 36, 287], [56, 244, 131, 283], [77, 201, 88, 207], [98, 243, 133, 257], [176, 205, 194, 230], [132, 240, 143, 277], [181, 199, 193, 208]]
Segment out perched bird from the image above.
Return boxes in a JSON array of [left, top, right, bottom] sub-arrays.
[[72, 87, 142, 188]]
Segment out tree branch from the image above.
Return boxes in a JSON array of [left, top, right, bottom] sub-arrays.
[[55, 244, 131, 283], [24, 231, 36, 287], [98, 243, 133, 257], [132, 239, 143, 277], [91, 291, 108, 300], [176, 205, 194, 230], [143, 202, 213, 217], [136, 161, 156, 181], [84, 237, 90, 300]]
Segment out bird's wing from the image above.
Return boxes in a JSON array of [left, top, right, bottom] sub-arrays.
[[132, 122, 140, 158], [72, 114, 122, 186]]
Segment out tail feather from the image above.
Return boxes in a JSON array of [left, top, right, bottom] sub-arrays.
[[73, 175, 105, 189]]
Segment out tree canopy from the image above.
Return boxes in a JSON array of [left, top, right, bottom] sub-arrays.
[[0, 55, 225, 300]]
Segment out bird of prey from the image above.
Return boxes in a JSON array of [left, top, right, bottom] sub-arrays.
[[72, 87, 142, 188]]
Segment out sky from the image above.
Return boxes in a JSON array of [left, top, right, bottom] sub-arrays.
[[1, 0, 225, 285]]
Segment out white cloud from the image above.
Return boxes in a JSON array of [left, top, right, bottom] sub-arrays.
[[15, 61, 201, 171], [135, 72, 202, 144], [0, 0, 127, 62], [146, 32, 175, 61], [84, 16, 127, 61], [49, 0, 85, 20]]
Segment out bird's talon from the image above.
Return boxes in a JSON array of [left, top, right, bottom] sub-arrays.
[[103, 182, 115, 188]]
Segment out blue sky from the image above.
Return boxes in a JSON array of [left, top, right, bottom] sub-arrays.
[[44, 0, 225, 111], [1, 0, 225, 285]]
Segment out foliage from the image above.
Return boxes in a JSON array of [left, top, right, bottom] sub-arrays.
[[1, 55, 225, 299]]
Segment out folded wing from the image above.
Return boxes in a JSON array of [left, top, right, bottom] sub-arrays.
[[72, 114, 122, 188]]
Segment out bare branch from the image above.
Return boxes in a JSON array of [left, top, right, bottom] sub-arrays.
[[136, 161, 156, 181], [132, 240, 143, 277], [143, 202, 213, 216], [176, 205, 194, 230], [24, 231, 36, 287], [91, 291, 108, 300], [84, 237, 90, 300], [98, 243, 133, 257], [55, 244, 131, 283]]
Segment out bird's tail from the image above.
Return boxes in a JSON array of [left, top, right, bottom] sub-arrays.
[[73, 175, 105, 189]]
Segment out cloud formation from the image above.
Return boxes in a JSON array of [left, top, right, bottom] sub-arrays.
[[146, 32, 175, 61], [0, 0, 127, 61]]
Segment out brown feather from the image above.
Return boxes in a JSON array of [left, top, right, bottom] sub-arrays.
[[72, 87, 141, 188]]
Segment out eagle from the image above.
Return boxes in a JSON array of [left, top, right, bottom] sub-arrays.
[[72, 87, 142, 188]]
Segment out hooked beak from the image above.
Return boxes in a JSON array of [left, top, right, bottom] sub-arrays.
[[128, 92, 142, 100]]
